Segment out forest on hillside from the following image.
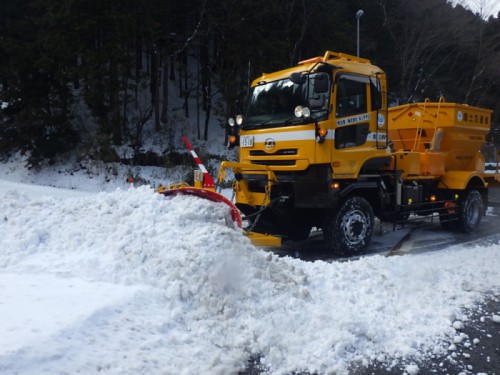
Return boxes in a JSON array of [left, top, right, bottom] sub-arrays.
[[1, 0, 499, 167]]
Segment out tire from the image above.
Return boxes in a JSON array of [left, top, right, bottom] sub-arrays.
[[323, 196, 374, 256], [457, 189, 483, 233]]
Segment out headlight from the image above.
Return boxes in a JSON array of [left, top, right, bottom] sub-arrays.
[[228, 118, 235, 127], [294, 105, 311, 118], [236, 115, 244, 126]]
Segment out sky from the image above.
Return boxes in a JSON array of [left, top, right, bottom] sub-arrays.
[[0, 161, 499, 375], [451, 0, 500, 17]]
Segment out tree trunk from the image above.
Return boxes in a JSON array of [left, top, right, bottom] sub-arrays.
[[161, 49, 169, 124], [150, 44, 160, 131], [204, 95, 211, 142], [200, 39, 211, 141], [182, 48, 189, 118], [122, 74, 128, 139], [135, 31, 142, 110], [109, 58, 122, 145], [196, 50, 201, 140]]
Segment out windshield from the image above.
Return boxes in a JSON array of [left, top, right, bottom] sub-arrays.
[[243, 72, 330, 129]]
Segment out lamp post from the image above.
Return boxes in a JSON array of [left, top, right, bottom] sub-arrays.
[[356, 9, 364, 57]]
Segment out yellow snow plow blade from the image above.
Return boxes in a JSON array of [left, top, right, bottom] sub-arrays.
[[245, 231, 282, 247]]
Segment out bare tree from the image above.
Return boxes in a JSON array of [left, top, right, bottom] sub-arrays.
[[464, 0, 498, 104], [381, 0, 465, 103]]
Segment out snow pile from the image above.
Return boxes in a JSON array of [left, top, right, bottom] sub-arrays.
[[0, 185, 499, 374]]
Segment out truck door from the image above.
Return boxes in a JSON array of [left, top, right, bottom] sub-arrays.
[[332, 73, 387, 176]]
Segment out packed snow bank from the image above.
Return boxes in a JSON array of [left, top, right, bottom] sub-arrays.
[[0, 179, 93, 198], [0, 273, 145, 355], [0, 185, 499, 374]]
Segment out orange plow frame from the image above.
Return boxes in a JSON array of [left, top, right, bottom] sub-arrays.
[[157, 186, 243, 228]]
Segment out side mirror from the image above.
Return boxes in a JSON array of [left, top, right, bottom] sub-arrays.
[[290, 72, 306, 85], [313, 73, 329, 94]]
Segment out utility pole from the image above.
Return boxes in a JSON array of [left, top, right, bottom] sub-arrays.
[[356, 10, 364, 57]]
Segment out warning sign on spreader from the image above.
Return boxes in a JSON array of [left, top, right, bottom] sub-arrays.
[[336, 113, 370, 126]]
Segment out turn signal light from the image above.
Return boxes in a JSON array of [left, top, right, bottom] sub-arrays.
[[430, 195, 436, 202], [227, 135, 237, 149], [316, 128, 328, 144]]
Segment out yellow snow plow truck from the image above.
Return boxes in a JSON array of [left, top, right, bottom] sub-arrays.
[[158, 51, 495, 256]]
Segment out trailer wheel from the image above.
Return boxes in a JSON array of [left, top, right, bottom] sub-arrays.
[[457, 189, 483, 233], [324, 196, 374, 256]]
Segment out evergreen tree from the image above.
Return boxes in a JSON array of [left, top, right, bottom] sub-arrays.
[[1, 0, 499, 165]]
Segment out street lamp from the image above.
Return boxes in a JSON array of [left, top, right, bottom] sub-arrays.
[[356, 9, 364, 57]]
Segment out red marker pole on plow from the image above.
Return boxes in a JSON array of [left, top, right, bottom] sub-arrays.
[[158, 136, 242, 228], [182, 136, 216, 190]]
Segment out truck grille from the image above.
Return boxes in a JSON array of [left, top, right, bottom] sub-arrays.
[[251, 160, 296, 166], [249, 149, 298, 156]]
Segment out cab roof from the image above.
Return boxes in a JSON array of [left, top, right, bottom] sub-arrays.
[[251, 51, 384, 87]]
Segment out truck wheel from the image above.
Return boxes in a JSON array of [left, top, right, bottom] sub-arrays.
[[324, 196, 374, 256], [457, 189, 483, 233]]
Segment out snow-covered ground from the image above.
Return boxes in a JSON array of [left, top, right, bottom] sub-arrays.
[[0, 159, 499, 375]]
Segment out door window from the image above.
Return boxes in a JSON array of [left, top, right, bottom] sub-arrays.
[[336, 75, 367, 118]]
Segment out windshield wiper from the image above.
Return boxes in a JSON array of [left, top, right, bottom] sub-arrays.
[[243, 115, 314, 129], [242, 118, 275, 130], [284, 116, 313, 126], [243, 118, 286, 130]]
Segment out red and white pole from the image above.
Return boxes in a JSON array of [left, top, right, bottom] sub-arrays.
[[182, 136, 216, 189]]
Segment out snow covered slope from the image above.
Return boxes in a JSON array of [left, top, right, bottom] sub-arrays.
[[0, 180, 499, 374]]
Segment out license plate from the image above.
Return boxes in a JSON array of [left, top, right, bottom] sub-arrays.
[[240, 135, 254, 148]]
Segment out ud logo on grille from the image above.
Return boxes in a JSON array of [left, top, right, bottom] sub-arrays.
[[264, 138, 276, 151]]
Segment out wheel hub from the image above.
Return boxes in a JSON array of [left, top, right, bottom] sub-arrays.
[[341, 210, 367, 245]]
